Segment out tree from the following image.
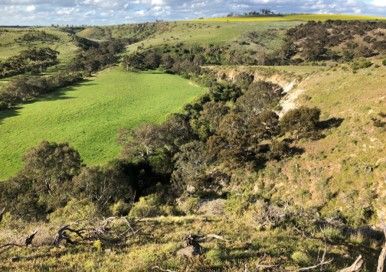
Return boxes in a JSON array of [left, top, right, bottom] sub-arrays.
[[72, 162, 135, 213], [0, 175, 46, 221], [190, 101, 229, 140], [280, 106, 321, 138], [22, 141, 82, 210]]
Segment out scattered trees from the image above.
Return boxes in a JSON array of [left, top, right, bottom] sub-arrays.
[[282, 20, 386, 62]]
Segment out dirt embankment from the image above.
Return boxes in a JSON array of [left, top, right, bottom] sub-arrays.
[[204, 65, 310, 116]]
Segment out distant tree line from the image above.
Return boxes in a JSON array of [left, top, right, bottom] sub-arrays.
[[227, 9, 282, 17], [122, 42, 283, 76]]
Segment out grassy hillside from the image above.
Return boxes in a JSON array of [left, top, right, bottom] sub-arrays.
[[199, 13, 385, 22], [0, 67, 205, 179], [0, 28, 77, 65]]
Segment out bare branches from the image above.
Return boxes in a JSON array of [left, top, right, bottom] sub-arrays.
[[298, 248, 333, 271], [338, 255, 363, 272], [53, 225, 86, 246], [204, 234, 229, 242]]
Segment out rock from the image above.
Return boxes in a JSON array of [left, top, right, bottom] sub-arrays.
[[176, 245, 200, 258]]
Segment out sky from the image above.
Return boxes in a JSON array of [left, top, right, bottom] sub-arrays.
[[0, 0, 385, 26]]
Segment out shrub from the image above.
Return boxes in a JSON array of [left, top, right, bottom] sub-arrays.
[[128, 194, 166, 218], [280, 106, 321, 137], [72, 162, 136, 214], [291, 251, 311, 266], [351, 58, 373, 71], [382, 59, 386, 66], [319, 226, 344, 242], [22, 141, 82, 211], [205, 248, 224, 266]]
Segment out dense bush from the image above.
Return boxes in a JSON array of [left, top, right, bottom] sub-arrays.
[[0, 71, 83, 110], [69, 39, 126, 73], [72, 161, 136, 213], [282, 20, 386, 62], [0, 47, 59, 78], [16, 31, 59, 43], [0, 142, 143, 220], [280, 106, 321, 138], [0, 141, 82, 219]]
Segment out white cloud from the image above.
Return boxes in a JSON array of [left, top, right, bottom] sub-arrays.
[[26, 5, 36, 12], [372, 0, 386, 8], [0, 0, 384, 26]]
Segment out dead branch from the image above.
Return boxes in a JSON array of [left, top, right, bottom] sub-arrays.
[[0, 243, 23, 250], [338, 255, 363, 272], [25, 230, 38, 247], [298, 247, 333, 271], [53, 225, 86, 246], [298, 259, 333, 271], [204, 234, 229, 242], [0, 230, 40, 254], [0, 207, 5, 222], [377, 225, 386, 272]]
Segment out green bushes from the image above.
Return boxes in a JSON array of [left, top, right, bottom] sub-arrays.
[[69, 39, 126, 73], [383, 59, 386, 66], [0, 142, 137, 220], [0, 71, 83, 110], [0, 141, 81, 219], [72, 162, 136, 213], [16, 31, 60, 43], [280, 106, 321, 138], [282, 20, 386, 62], [0, 47, 59, 78], [351, 58, 373, 71], [129, 194, 167, 218]]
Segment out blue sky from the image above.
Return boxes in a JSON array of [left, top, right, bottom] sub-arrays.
[[0, 0, 385, 25]]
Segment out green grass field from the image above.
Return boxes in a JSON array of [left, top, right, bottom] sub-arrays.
[[0, 67, 206, 180]]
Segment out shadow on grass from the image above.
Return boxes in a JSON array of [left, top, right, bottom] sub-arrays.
[[318, 117, 344, 130], [0, 79, 96, 124]]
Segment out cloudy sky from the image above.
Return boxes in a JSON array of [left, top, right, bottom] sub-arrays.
[[0, 0, 385, 26]]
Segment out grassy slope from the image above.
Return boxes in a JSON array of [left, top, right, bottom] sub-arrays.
[[251, 64, 386, 225], [0, 28, 77, 63], [208, 61, 385, 226], [200, 14, 386, 22], [125, 21, 298, 54], [0, 67, 205, 179]]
